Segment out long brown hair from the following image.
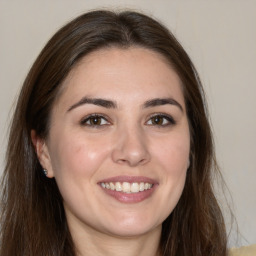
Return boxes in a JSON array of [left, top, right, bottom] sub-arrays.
[[0, 10, 227, 255]]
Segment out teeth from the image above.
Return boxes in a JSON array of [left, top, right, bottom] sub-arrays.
[[100, 182, 153, 193], [139, 182, 144, 191], [110, 182, 115, 190], [122, 182, 131, 193], [144, 183, 149, 190], [131, 182, 139, 193], [115, 182, 122, 191]]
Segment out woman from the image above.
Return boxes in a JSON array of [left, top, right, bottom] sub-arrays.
[[0, 10, 228, 255]]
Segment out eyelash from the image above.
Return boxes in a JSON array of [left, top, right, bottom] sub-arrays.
[[80, 114, 111, 127], [80, 113, 176, 128], [146, 113, 176, 127]]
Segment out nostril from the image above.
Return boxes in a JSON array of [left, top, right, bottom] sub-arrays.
[[114, 154, 150, 167]]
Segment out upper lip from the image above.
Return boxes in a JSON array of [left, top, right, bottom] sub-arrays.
[[98, 175, 158, 184]]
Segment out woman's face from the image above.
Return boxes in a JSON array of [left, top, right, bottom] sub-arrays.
[[38, 47, 190, 238]]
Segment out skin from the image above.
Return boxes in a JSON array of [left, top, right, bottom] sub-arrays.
[[33, 47, 190, 256]]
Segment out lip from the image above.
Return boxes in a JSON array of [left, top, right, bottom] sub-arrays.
[[98, 176, 159, 204]]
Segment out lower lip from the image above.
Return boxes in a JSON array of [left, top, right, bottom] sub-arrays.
[[99, 185, 157, 203]]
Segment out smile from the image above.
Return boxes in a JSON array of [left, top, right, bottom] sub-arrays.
[[98, 176, 158, 203], [101, 182, 153, 193]]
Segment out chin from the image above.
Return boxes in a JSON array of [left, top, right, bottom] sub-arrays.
[[102, 216, 161, 238]]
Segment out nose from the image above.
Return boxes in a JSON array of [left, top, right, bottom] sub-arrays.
[[111, 127, 151, 167]]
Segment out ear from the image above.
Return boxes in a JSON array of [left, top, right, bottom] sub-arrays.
[[31, 130, 54, 178], [187, 159, 190, 169]]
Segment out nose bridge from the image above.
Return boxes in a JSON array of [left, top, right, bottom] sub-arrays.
[[111, 122, 150, 167]]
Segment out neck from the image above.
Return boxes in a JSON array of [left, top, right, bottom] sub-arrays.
[[70, 223, 162, 256]]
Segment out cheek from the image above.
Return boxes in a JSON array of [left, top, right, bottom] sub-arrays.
[[146, 132, 190, 222], [154, 133, 190, 174], [48, 132, 111, 180]]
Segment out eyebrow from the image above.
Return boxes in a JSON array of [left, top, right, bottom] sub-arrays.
[[67, 97, 183, 112], [143, 98, 183, 112], [67, 97, 117, 112]]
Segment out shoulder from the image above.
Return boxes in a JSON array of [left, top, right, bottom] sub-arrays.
[[229, 244, 256, 256]]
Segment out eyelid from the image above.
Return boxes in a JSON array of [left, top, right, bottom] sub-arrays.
[[80, 113, 112, 126], [145, 113, 176, 126]]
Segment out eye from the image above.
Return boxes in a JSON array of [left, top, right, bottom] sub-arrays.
[[81, 114, 110, 127], [146, 114, 175, 126]]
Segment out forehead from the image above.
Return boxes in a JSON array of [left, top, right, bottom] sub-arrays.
[[57, 46, 185, 108]]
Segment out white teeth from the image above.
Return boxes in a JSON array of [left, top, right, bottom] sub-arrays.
[[115, 182, 122, 191], [131, 182, 139, 193], [110, 182, 115, 190], [139, 182, 145, 191], [144, 183, 149, 190], [122, 182, 131, 193], [100, 181, 153, 193]]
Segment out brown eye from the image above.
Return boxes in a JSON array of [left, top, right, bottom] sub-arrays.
[[151, 116, 164, 125], [81, 115, 110, 126], [89, 117, 102, 125], [146, 114, 175, 126]]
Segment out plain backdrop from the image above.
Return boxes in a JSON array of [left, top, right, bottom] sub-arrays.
[[0, 0, 255, 247]]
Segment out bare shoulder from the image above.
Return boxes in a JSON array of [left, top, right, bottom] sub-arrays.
[[229, 244, 256, 256]]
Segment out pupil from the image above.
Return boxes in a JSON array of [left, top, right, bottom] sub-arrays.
[[154, 116, 163, 124], [91, 117, 100, 125]]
